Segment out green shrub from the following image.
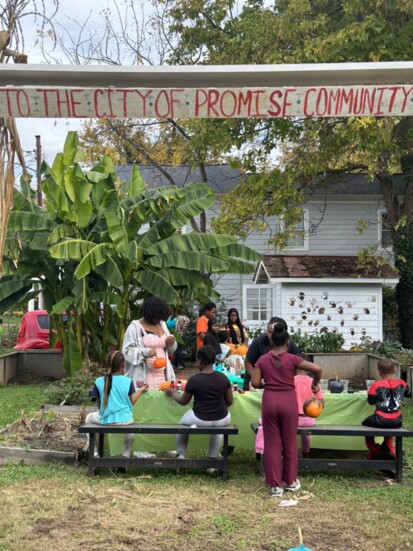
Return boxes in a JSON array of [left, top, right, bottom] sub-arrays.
[[44, 371, 98, 406], [291, 327, 345, 353]]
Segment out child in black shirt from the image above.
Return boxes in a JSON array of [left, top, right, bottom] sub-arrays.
[[165, 345, 233, 459]]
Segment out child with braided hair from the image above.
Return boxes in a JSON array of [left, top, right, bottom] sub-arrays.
[[86, 350, 148, 457]]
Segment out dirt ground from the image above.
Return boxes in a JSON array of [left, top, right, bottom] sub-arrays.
[[0, 408, 87, 454]]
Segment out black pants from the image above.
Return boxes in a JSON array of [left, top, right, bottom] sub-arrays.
[[172, 342, 185, 367], [243, 372, 251, 391], [362, 413, 402, 429]]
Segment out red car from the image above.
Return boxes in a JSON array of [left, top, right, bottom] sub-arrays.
[[15, 310, 63, 350]]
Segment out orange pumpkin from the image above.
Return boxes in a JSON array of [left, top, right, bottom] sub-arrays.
[[159, 381, 172, 391], [235, 344, 248, 357], [303, 397, 323, 418], [228, 343, 248, 356], [153, 357, 167, 369]]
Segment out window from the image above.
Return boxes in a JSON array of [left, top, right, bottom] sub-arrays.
[[243, 285, 275, 323], [378, 209, 393, 249], [279, 209, 310, 251]]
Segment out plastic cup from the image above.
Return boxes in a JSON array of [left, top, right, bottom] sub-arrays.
[[135, 379, 145, 388]]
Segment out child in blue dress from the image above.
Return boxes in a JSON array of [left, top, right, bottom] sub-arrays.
[[86, 350, 148, 457]]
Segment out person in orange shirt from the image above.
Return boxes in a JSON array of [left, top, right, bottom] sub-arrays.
[[196, 302, 217, 349]]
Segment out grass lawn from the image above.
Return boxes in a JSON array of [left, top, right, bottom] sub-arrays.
[[0, 384, 47, 427], [0, 385, 412, 551]]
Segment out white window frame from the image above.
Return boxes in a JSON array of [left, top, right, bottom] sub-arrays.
[[377, 208, 393, 251], [278, 208, 310, 252], [242, 284, 277, 326]]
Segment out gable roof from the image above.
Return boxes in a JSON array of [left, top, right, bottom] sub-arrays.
[[115, 164, 247, 194], [255, 255, 398, 283], [310, 173, 405, 197], [116, 164, 405, 197]]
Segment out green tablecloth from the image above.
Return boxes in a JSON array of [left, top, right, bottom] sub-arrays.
[[109, 391, 374, 455]]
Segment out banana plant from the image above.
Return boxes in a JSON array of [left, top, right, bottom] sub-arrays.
[[0, 131, 261, 375]]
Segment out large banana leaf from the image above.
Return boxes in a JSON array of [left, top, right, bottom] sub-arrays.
[[105, 208, 129, 249], [94, 257, 123, 288], [145, 233, 237, 255], [74, 243, 116, 279], [0, 278, 36, 311], [129, 164, 146, 195], [51, 296, 77, 315], [62, 326, 83, 377], [210, 243, 262, 261], [138, 196, 214, 248], [50, 239, 103, 261], [48, 223, 78, 245], [7, 211, 55, 232], [134, 269, 179, 303], [63, 131, 84, 167], [148, 251, 229, 272]]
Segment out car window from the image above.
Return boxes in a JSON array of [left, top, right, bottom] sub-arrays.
[[37, 315, 50, 330]]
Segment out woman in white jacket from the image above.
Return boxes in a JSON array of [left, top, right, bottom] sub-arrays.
[[122, 296, 177, 390]]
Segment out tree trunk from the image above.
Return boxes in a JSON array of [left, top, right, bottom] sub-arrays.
[[395, 219, 413, 349]]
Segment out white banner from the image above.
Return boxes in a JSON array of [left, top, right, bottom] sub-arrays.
[[1, 84, 413, 118]]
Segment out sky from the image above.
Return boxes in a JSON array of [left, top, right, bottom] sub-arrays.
[[15, 0, 155, 172]]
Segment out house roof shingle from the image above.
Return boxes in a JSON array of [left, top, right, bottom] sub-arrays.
[[257, 255, 398, 280], [115, 164, 247, 194], [115, 165, 406, 197]]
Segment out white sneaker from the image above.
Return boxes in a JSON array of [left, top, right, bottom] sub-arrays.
[[271, 486, 284, 498], [133, 451, 156, 459], [285, 479, 301, 492], [176, 453, 185, 460]]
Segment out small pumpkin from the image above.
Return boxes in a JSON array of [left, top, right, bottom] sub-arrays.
[[235, 344, 248, 357], [328, 372, 344, 393], [153, 357, 167, 369], [303, 397, 323, 418], [159, 381, 172, 391], [228, 343, 248, 356]]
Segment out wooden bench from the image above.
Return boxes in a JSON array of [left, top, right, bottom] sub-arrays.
[[79, 423, 238, 480], [251, 423, 413, 483]]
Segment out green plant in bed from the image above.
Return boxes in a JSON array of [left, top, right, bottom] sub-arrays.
[[44, 371, 97, 406], [291, 327, 345, 353]]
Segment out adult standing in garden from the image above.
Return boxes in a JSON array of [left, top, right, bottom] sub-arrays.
[[196, 302, 217, 349], [223, 308, 249, 347], [122, 296, 177, 390], [243, 317, 300, 391]]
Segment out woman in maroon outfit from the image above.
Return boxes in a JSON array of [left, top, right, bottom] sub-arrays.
[[251, 322, 321, 498]]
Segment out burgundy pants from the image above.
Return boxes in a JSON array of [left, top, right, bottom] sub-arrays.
[[262, 389, 298, 487]]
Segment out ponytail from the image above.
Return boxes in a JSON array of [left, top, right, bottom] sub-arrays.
[[102, 350, 125, 413], [271, 322, 289, 347]]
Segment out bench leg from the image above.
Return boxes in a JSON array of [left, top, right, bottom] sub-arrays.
[[98, 433, 104, 458], [222, 434, 229, 481], [88, 433, 96, 477], [395, 437, 403, 483]]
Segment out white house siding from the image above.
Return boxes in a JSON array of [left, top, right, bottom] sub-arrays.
[[305, 199, 391, 258], [280, 282, 383, 348], [205, 199, 392, 324]]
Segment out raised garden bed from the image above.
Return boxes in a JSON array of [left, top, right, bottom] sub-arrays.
[[0, 405, 96, 466]]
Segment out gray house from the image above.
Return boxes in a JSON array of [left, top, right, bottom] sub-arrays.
[[116, 165, 398, 347]]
